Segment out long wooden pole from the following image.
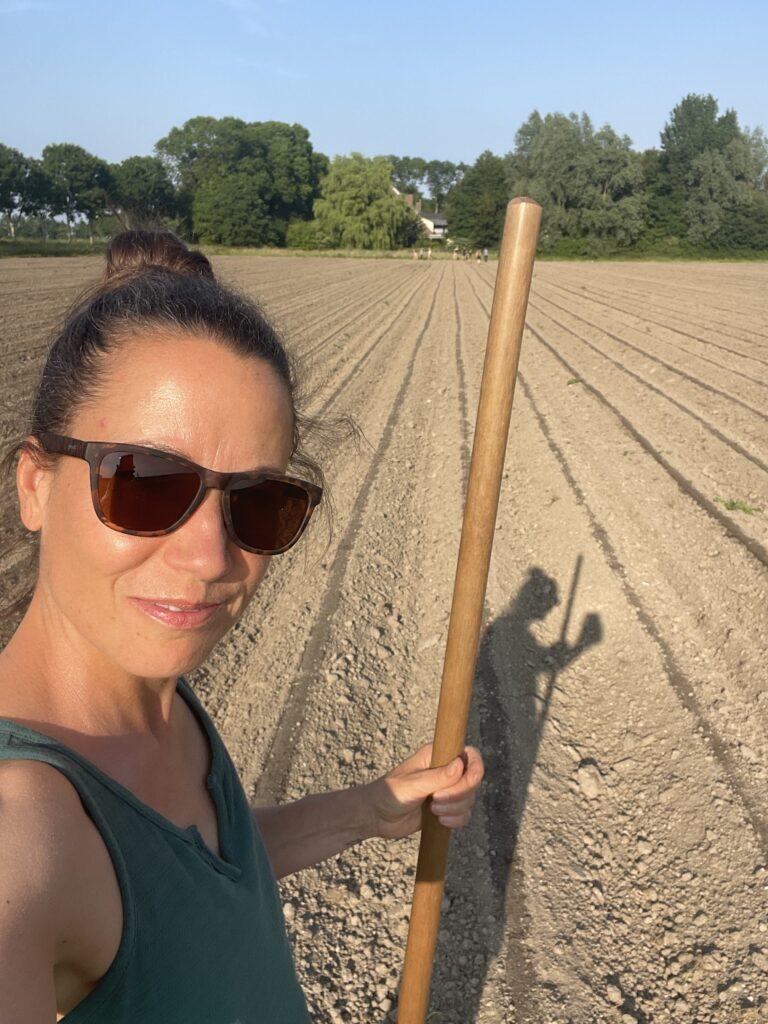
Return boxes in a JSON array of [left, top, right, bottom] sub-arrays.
[[397, 198, 542, 1024]]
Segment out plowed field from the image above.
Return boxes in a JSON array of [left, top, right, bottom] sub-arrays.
[[1, 256, 767, 1023]]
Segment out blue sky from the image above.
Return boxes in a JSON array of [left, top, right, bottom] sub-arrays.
[[1, 0, 765, 165]]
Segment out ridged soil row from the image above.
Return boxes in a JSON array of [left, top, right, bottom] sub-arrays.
[[542, 277, 768, 362], [538, 262, 768, 340], [472, 265, 768, 797], [532, 277, 768, 395], [458, 262, 768, 1022], [479, 274, 768, 558], [519, 298, 768, 531], [223, 257, 416, 343]]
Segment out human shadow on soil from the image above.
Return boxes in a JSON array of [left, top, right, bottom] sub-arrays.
[[425, 558, 603, 1023]]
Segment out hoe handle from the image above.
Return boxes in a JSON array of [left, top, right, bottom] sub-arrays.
[[396, 198, 542, 1024]]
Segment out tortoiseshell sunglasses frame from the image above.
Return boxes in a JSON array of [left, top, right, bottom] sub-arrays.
[[36, 432, 322, 555]]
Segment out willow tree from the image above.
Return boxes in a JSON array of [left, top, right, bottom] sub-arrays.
[[313, 154, 421, 249]]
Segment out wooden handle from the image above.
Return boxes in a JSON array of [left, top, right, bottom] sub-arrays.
[[396, 198, 542, 1024]]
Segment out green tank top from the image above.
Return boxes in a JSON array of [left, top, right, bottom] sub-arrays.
[[0, 677, 310, 1023]]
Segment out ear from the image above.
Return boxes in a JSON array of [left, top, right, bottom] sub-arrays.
[[16, 444, 53, 533]]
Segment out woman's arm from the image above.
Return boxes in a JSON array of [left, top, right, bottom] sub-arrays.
[[252, 744, 484, 880], [253, 784, 377, 880]]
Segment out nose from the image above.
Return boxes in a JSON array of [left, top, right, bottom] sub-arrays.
[[162, 488, 234, 581]]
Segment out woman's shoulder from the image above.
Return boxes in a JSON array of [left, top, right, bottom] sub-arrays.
[[0, 757, 109, 896], [0, 757, 91, 855], [0, 758, 124, 1007], [0, 760, 87, 937]]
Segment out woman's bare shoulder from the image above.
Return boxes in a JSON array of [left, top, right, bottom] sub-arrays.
[[0, 761, 86, 1020], [0, 756, 86, 813], [0, 758, 90, 883], [0, 757, 107, 921]]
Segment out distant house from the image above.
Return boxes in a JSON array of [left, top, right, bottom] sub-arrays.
[[418, 211, 448, 240], [391, 186, 448, 240]]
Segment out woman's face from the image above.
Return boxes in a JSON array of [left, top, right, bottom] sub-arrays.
[[24, 332, 295, 680]]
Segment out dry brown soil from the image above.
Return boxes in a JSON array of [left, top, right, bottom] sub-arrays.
[[1, 256, 767, 1023]]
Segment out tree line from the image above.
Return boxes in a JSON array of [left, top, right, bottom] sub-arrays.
[[1, 95, 766, 255], [449, 95, 768, 255], [0, 117, 452, 251]]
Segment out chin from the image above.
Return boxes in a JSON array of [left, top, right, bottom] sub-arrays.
[[115, 639, 220, 681]]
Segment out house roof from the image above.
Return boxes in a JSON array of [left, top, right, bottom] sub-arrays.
[[420, 212, 448, 226]]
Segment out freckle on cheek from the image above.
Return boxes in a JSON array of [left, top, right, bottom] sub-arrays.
[[98, 417, 108, 430]]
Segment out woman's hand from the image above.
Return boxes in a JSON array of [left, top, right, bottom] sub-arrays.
[[368, 743, 485, 841], [254, 744, 485, 877]]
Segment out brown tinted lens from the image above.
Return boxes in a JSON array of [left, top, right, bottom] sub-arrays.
[[228, 478, 309, 552], [97, 452, 201, 532]]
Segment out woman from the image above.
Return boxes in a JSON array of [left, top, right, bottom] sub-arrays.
[[0, 231, 484, 1022]]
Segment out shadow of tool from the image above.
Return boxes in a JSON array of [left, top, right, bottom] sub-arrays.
[[427, 556, 602, 1023]]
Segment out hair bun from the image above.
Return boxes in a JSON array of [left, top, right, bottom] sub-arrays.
[[102, 230, 214, 286]]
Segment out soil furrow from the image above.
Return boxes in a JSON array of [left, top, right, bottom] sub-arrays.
[[561, 274, 768, 346], [542, 280, 768, 381], [528, 300, 768, 475], [308, 270, 433, 420], [300, 269, 429, 363], [531, 289, 768, 417], [545, 279, 768, 358], [254, 267, 445, 804], [517, 374, 768, 856], [526, 321, 768, 568], [468, 274, 768, 571]]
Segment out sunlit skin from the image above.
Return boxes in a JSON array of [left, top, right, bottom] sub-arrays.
[[2, 333, 294, 771]]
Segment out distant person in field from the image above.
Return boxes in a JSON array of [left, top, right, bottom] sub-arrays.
[[0, 231, 484, 1022], [483, 247, 489, 262]]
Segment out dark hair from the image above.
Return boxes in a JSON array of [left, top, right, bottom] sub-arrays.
[[1, 230, 327, 622], [27, 230, 305, 461]]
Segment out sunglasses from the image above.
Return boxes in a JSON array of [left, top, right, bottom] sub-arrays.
[[36, 432, 322, 555]]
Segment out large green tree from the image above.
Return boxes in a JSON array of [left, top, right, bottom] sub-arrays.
[[155, 116, 252, 192], [387, 155, 428, 195], [156, 117, 326, 243], [0, 148, 53, 237], [314, 154, 421, 249], [0, 144, 27, 237], [447, 150, 508, 247], [248, 121, 327, 223], [386, 155, 465, 212], [423, 159, 465, 212], [658, 94, 766, 246], [660, 94, 741, 189], [193, 172, 277, 246], [684, 142, 754, 243], [506, 111, 645, 249], [40, 143, 111, 240], [110, 155, 177, 229]]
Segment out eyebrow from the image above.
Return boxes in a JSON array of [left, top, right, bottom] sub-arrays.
[[135, 440, 286, 476], [147, 441, 192, 459]]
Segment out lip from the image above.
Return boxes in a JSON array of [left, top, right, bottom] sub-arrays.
[[129, 598, 223, 631]]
